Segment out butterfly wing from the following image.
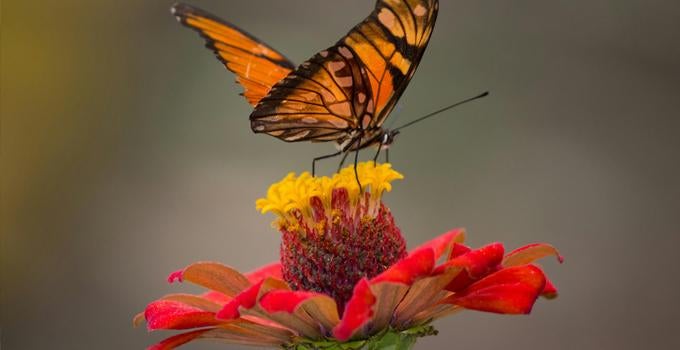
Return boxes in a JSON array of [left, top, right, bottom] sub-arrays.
[[172, 3, 296, 106], [250, 0, 439, 144]]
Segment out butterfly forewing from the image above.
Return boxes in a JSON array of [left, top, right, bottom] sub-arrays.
[[172, 3, 296, 106], [250, 0, 438, 146], [251, 45, 373, 143], [347, 0, 439, 129]]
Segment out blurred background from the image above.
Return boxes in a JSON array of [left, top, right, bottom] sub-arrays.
[[2, 0, 680, 349]]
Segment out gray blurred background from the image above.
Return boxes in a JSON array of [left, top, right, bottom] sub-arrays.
[[2, 0, 680, 349]]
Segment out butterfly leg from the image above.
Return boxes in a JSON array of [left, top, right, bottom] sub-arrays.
[[372, 139, 386, 163], [385, 148, 390, 163], [353, 147, 363, 190], [337, 136, 360, 172], [353, 135, 363, 190], [312, 151, 342, 176], [337, 151, 351, 171]]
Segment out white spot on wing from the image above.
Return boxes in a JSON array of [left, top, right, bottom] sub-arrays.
[[414, 4, 428, 17], [378, 8, 396, 27], [338, 47, 353, 59], [329, 118, 350, 129], [285, 130, 311, 141], [328, 61, 346, 73]]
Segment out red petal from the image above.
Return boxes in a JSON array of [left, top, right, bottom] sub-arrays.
[[144, 300, 219, 330], [371, 248, 435, 285], [259, 290, 320, 314], [440, 243, 505, 292], [147, 329, 210, 350], [450, 243, 472, 259], [502, 243, 564, 267], [412, 228, 466, 260], [245, 262, 283, 283], [215, 279, 265, 320], [449, 265, 546, 314], [167, 269, 183, 283], [333, 279, 376, 341], [542, 276, 559, 299], [454, 243, 505, 277]]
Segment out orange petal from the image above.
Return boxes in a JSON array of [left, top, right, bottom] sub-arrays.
[[180, 262, 251, 297], [368, 282, 410, 333], [502, 243, 563, 267], [160, 293, 222, 312], [259, 290, 340, 332], [393, 266, 461, 327]]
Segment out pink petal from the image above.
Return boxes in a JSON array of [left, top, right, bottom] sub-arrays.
[[371, 248, 435, 285], [333, 279, 376, 341], [502, 243, 564, 267], [412, 228, 466, 260], [245, 262, 283, 283], [144, 300, 219, 330], [448, 265, 546, 314]]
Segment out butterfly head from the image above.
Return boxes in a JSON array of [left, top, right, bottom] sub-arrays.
[[380, 129, 400, 149]]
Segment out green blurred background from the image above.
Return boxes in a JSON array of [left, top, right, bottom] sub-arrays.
[[2, 0, 679, 349]]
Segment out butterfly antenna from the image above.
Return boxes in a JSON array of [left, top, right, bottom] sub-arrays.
[[392, 91, 489, 132]]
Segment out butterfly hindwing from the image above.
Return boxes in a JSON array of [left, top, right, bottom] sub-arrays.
[[172, 3, 296, 106], [249, 0, 439, 145]]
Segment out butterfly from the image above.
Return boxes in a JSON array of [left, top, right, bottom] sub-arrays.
[[172, 0, 439, 179]]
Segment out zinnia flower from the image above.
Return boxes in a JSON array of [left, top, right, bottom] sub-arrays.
[[135, 162, 562, 349]]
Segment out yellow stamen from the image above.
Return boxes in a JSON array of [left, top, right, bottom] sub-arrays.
[[256, 162, 403, 227]]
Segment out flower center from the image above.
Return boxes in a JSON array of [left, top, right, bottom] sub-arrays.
[[257, 162, 407, 311]]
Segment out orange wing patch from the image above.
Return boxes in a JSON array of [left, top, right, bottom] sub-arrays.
[[172, 3, 295, 106], [343, 0, 439, 129], [249, 0, 438, 146]]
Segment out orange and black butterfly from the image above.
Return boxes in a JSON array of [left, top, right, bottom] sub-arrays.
[[172, 0, 478, 177]]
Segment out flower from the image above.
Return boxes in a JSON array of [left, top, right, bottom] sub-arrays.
[[136, 162, 562, 349]]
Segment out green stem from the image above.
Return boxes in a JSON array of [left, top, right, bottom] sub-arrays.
[[284, 325, 438, 350]]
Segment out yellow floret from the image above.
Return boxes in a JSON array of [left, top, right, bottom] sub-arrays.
[[256, 162, 403, 226]]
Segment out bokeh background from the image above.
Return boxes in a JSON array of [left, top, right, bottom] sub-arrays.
[[3, 0, 680, 349]]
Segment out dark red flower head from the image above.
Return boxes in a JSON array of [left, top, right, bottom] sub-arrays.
[[136, 162, 563, 349]]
